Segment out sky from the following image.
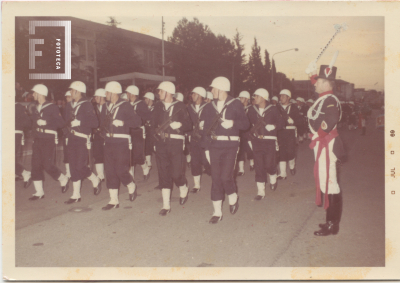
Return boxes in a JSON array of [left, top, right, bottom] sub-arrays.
[[83, 16, 384, 92]]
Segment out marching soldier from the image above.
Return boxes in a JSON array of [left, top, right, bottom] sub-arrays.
[[271, 96, 279, 106], [307, 63, 344, 236], [151, 81, 192, 216], [247, 88, 284, 199], [126, 86, 152, 181], [64, 81, 101, 204], [296, 97, 308, 143], [143, 92, 155, 170], [276, 89, 302, 180], [101, 81, 141, 210], [92, 88, 107, 181], [175, 92, 192, 167], [27, 84, 69, 200], [63, 91, 73, 178], [187, 86, 209, 193], [237, 91, 254, 176], [15, 101, 32, 187], [201, 77, 250, 224]]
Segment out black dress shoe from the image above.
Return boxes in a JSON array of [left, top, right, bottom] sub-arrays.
[[94, 182, 102, 196], [129, 189, 137, 202], [230, 197, 239, 214], [102, 204, 119, 210], [254, 195, 264, 201], [209, 215, 222, 224], [249, 165, 255, 171], [159, 208, 171, 216], [64, 198, 81, 204], [191, 188, 200, 193], [270, 183, 278, 191], [314, 221, 339, 236], [24, 178, 33, 189], [319, 222, 329, 229], [290, 168, 296, 175], [237, 172, 244, 177], [29, 195, 45, 201], [277, 176, 287, 180], [61, 179, 70, 193], [180, 193, 189, 205], [143, 173, 150, 181]]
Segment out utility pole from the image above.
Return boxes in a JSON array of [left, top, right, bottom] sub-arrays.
[[162, 17, 165, 80], [93, 32, 97, 91], [232, 62, 235, 96]]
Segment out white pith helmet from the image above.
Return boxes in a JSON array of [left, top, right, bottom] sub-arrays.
[[32, 84, 48, 97], [280, 89, 291, 98], [206, 91, 213, 100], [65, 90, 71, 97], [307, 99, 314, 103], [126, 85, 139, 96], [158, 81, 175, 94], [296, 97, 305, 103], [105, 81, 122, 94], [239, 91, 250, 99], [144, 92, 155, 101], [272, 96, 279, 102], [120, 93, 128, 100], [69, 81, 86, 93], [192, 87, 206, 98], [210, 76, 230, 92], [175, 92, 184, 102], [94, 88, 106, 98], [254, 88, 269, 100]]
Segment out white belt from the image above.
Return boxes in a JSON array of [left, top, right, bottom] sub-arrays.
[[169, 134, 185, 140], [106, 133, 132, 150], [16, 130, 25, 145], [71, 130, 91, 149], [211, 135, 240, 141], [36, 128, 58, 144], [141, 125, 146, 139], [256, 135, 277, 140], [285, 125, 297, 138]]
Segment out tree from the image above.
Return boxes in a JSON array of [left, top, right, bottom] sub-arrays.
[[246, 38, 265, 93], [232, 29, 248, 95], [96, 17, 143, 80], [263, 49, 271, 92], [168, 17, 234, 92]]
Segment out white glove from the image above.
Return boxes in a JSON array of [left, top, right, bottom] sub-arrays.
[[112, 119, 124, 127], [205, 150, 211, 164], [305, 60, 317, 75], [265, 124, 276, 131], [221, 119, 234, 129], [71, 119, 81, 127], [199, 120, 205, 130], [287, 117, 294, 125], [154, 146, 156, 152], [37, 119, 47, 126], [170, 121, 182, 130]]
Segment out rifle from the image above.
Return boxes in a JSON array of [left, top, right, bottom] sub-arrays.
[[62, 105, 76, 137], [27, 102, 43, 136], [204, 112, 223, 142], [100, 109, 114, 139], [192, 120, 202, 140], [249, 106, 274, 139], [154, 107, 184, 142]]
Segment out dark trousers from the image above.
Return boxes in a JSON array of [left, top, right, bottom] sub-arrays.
[[15, 134, 23, 176], [131, 130, 145, 166], [325, 193, 343, 224], [31, 138, 62, 181], [92, 136, 104, 164], [277, 129, 296, 162], [253, 140, 277, 182], [104, 141, 133, 189], [144, 130, 154, 156], [210, 146, 238, 201], [67, 137, 92, 182], [63, 138, 68, 163], [237, 137, 254, 162], [155, 140, 186, 189], [190, 141, 208, 176], [184, 135, 190, 156]]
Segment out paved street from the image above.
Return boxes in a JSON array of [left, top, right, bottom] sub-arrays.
[[15, 110, 385, 267]]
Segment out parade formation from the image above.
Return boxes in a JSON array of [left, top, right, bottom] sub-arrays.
[[15, 54, 365, 237]]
